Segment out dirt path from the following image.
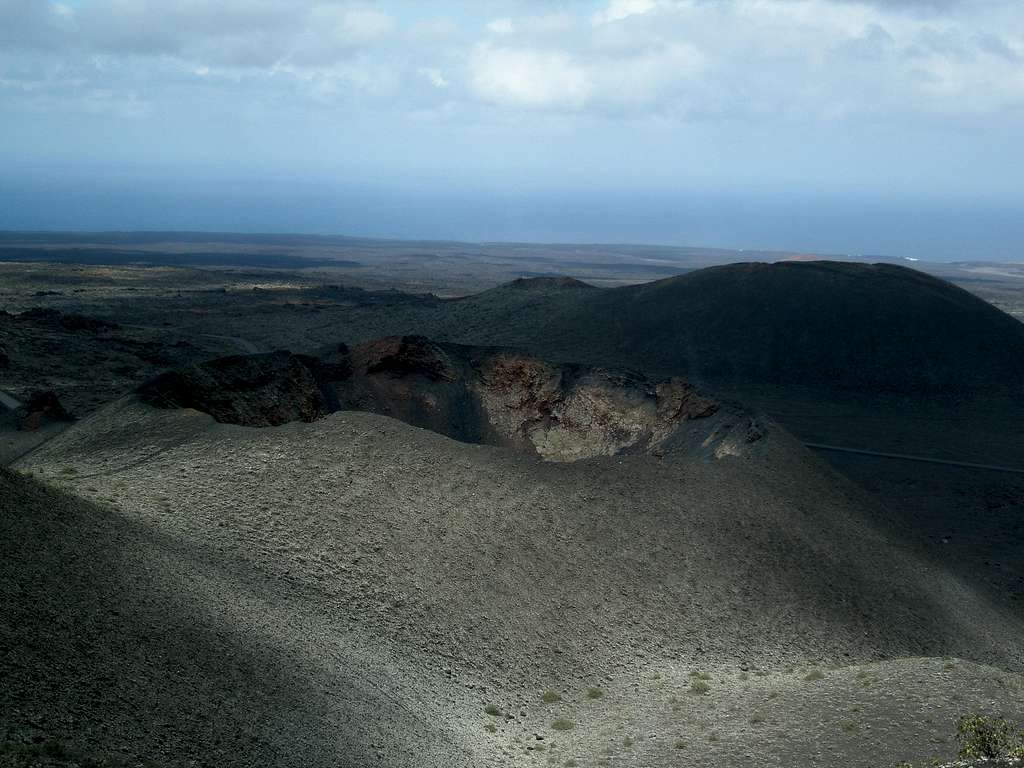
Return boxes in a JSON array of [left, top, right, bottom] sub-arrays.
[[201, 334, 263, 354], [806, 442, 1024, 475], [120, 324, 264, 355]]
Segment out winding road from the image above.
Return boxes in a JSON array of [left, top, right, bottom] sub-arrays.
[[805, 442, 1024, 475]]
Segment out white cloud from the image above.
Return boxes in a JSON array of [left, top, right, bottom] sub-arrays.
[[310, 5, 394, 46], [2, 0, 1023, 123], [470, 43, 592, 109], [592, 0, 661, 26], [487, 17, 514, 35], [590, 42, 707, 112]]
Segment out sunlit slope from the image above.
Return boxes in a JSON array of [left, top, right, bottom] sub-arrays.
[[18, 399, 1022, 670], [7, 399, 1022, 765]]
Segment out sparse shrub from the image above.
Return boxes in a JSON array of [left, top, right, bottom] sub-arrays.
[[689, 679, 710, 695], [622, 736, 633, 747], [542, 690, 562, 704], [839, 720, 857, 733], [673, 740, 687, 750], [484, 704, 502, 716], [804, 669, 825, 682], [956, 715, 1024, 758], [484, 723, 497, 733], [586, 687, 603, 699], [551, 718, 574, 731], [750, 710, 766, 725]]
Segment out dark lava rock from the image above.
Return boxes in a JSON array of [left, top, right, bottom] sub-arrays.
[[18, 390, 74, 431], [138, 351, 329, 427], [0, 345, 9, 369], [137, 336, 738, 461], [508, 276, 594, 291], [18, 308, 119, 333], [355, 335, 457, 382]]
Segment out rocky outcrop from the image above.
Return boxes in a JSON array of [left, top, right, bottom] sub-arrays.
[[18, 390, 74, 431], [138, 351, 328, 427], [14, 308, 120, 333], [474, 355, 720, 460], [507, 276, 594, 291], [137, 336, 753, 461]]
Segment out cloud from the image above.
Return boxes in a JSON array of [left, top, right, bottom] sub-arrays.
[[310, 4, 394, 46], [487, 17, 514, 35], [470, 44, 592, 109], [592, 0, 661, 25], [0, 0, 76, 49], [1, 0, 1022, 123]]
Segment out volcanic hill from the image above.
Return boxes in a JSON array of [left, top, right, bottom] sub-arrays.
[[305, 262, 1024, 401], [5, 333, 1023, 766]]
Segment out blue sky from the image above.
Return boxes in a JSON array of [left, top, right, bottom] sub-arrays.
[[1, 0, 1022, 259]]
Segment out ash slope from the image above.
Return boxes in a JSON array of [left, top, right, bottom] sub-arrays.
[[8, 391, 1023, 766], [0, 464, 470, 768]]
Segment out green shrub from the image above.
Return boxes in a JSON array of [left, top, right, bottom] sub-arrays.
[[689, 679, 710, 695], [551, 718, 575, 731], [542, 690, 562, 704], [956, 715, 1024, 758], [804, 669, 825, 682], [484, 704, 502, 716], [586, 687, 604, 699]]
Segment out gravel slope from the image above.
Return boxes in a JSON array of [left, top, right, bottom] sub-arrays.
[[3, 400, 1021, 766]]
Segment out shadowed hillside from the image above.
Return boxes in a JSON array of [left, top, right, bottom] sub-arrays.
[[0, 467, 461, 768], [433, 262, 1024, 398]]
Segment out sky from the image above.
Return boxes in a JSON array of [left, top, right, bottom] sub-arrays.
[[1, 0, 1022, 260]]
